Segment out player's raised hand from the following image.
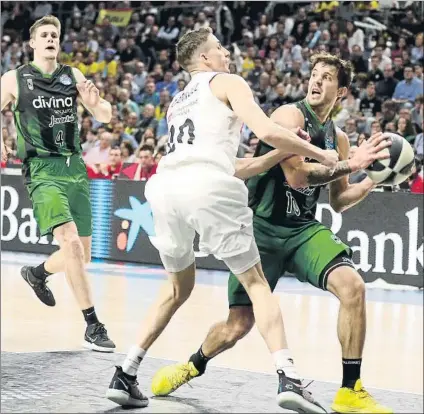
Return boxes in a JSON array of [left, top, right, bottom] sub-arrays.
[[350, 132, 392, 170], [76, 80, 100, 107]]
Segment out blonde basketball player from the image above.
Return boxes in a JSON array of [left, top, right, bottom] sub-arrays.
[[106, 28, 338, 412]]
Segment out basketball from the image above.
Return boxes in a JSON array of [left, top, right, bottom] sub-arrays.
[[365, 133, 415, 186]]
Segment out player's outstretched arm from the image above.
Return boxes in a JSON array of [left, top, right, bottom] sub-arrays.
[[1, 70, 16, 111], [72, 68, 112, 123], [234, 149, 286, 180], [217, 74, 339, 169], [329, 132, 379, 213], [272, 107, 390, 194], [234, 128, 311, 180]]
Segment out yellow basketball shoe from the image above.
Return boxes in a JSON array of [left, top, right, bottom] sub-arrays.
[[331, 379, 393, 413], [151, 362, 199, 396]]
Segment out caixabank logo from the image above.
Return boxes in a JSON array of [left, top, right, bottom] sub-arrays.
[[114, 196, 155, 252]]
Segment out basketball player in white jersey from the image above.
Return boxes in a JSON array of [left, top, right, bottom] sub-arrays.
[[106, 28, 338, 411]]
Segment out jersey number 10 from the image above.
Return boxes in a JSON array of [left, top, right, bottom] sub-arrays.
[[55, 130, 64, 147], [167, 118, 195, 154]]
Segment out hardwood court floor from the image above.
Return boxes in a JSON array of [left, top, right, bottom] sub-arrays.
[[1, 252, 423, 395]]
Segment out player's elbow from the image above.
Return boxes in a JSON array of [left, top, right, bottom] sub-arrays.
[[96, 101, 112, 123], [330, 197, 345, 213]]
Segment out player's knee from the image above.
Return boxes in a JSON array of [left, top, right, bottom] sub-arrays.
[[63, 234, 84, 259], [328, 268, 365, 306], [170, 280, 194, 307]]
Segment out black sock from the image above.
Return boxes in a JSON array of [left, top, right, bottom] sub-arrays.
[[189, 346, 211, 376], [82, 307, 99, 325], [342, 358, 362, 389], [33, 262, 53, 281]]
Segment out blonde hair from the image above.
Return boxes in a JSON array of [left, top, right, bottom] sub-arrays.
[[176, 27, 212, 69], [29, 15, 61, 39]]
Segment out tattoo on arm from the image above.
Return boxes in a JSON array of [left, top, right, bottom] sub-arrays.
[[306, 160, 352, 186]]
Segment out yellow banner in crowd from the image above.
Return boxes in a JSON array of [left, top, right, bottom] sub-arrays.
[[96, 9, 133, 27]]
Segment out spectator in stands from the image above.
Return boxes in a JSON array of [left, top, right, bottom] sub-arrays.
[[155, 70, 177, 95], [345, 118, 359, 146], [138, 104, 158, 137], [372, 45, 392, 71], [120, 144, 157, 181], [370, 120, 382, 135], [158, 16, 180, 42], [411, 95, 423, 133], [138, 80, 160, 107], [415, 63, 423, 82], [396, 116, 416, 142], [112, 121, 138, 149], [134, 61, 147, 91], [350, 44, 368, 74], [2, 0, 423, 195], [98, 48, 118, 78], [83, 131, 113, 165], [408, 158, 424, 194], [82, 129, 98, 154], [120, 140, 136, 164], [2, 109, 16, 138], [376, 64, 398, 101], [368, 55, 384, 83], [118, 89, 140, 118], [393, 64, 424, 104], [87, 146, 122, 180], [341, 86, 360, 118]]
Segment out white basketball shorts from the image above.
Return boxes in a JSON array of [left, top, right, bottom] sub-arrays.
[[145, 165, 255, 272]]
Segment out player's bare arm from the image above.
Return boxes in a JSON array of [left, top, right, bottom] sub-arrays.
[[1, 70, 17, 111], [234, 149, 286, 180], [72, 68, 112, 123], [210, 74, 338, 169], [273, 106, 390, 189], [1, 70, 18, 161], [328, 132, 381, 213]]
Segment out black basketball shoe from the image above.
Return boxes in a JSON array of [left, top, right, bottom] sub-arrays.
[[84, 322, 116, 352], [277, 370, 327, 413], [106, 366, 149, 408], [21, 266, 55, 307]]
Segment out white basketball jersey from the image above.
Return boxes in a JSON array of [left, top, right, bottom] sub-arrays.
[[158, 72, 243, 175]]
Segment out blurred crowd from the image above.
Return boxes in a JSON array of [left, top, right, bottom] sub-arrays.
[[1, 1, 423, 192]]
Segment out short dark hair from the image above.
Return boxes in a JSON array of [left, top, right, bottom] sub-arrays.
[[310, 52, 353, 88], [139, 144, 154, 154], [176, 27, 212, 69]]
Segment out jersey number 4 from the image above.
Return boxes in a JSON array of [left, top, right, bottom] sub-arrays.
[[55, 130, 64, 147], [167, 118, 195, 154]]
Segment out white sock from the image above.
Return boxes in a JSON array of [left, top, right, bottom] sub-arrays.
[[122, 345, 147, 376], [272, 349, 300, 380]]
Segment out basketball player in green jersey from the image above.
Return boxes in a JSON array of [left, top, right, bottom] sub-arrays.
[[150, 53, 392, 413], [1, 16, 115, 352]]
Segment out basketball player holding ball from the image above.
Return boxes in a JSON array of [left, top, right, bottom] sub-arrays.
[[151, 53, 394, 413]]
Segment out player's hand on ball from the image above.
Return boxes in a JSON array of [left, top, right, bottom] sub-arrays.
[[321, 149, 339, 171], [76, 80, 100, 107], [351, 132, 392, 170]]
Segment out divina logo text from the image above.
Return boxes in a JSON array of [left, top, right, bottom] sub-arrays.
[[32, 96, 73, 109]]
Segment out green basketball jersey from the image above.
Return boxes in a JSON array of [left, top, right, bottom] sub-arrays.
[[13, 63, 81, 161], [247, 99, 338, 227]]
